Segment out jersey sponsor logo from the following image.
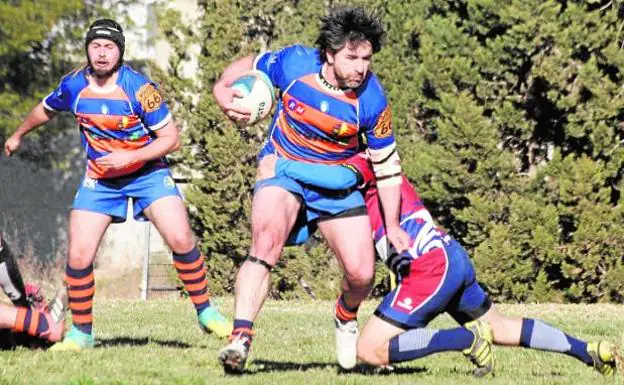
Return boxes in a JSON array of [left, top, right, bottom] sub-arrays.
[[332, 122, 350, 137], [267, 48, 283, 65], [101, 104, 109, 115], [118, 116, 130, 129], [82, 177, 96, 190], [374, 107, 392, 138], [320, 100, 329, 113], [396, 297, 413, 310], [136, 83, 163, 113], [287, 99, 306, 115], [163, 175, 175, 189]]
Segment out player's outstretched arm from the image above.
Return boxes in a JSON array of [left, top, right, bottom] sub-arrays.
[[257, 154, 359, 190], [4, 103, 57, 157], [368, 145, 411, 252]]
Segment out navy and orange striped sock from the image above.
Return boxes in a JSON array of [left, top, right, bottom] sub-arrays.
[[66, 264, 95, 335], [13, 307, 50, 337], [231, 319, 254, 349], [173, 247, 211, 314], [335, 294, 358, 324]]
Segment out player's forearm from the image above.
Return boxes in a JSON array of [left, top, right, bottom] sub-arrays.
[[133, 122, 180, 162], [276, 158, 359, 190], [368, 142, 403, 227], [14, 103, 56, 138], [213, 55, 254, 90], [132, 136, 178, 162], [378, 183, 402, 228]]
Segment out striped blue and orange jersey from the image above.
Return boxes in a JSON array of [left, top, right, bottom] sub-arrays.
[[254, 44, 395, 164], [43, 65, 171, 179]]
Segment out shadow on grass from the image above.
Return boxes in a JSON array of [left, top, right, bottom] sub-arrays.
[[250, 359, 427, 375], [97, 337, 192, 349]]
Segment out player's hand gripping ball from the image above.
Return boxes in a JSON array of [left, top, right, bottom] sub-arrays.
[[231, 70, 275, 126]]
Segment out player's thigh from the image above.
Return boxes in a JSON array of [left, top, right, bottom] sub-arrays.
[[251, 185, 301, 232], [317, 214, 375, 280], [376, 248, 460, 330], [444, 241, 493, 324], [358, 314, 404, 364], [142, 195, 195, 254], [250, 185, 301, 261], [68, 209, 112, 267]]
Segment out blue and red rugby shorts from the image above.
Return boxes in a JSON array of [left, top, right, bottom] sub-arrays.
[[375, 240, 492, 329]]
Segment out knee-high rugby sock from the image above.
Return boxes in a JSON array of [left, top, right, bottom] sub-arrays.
[[520, 318, 593, 365], [231, 319, 254, 349], [13, 307, 51, 337], [335, 294, 358, 323], [66, 264, 95, 335], [173, 247, 211, 314], [389, 327, 474, 363]]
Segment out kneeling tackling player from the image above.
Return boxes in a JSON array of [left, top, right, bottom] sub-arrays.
[[257, 153, 619, 377]]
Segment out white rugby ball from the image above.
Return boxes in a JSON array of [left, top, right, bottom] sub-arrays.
[[231, 70, 275, 125]]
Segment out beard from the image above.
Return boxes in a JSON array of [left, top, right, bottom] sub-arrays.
[[88, 59, 122, 79], [334, 71, 364, 90]]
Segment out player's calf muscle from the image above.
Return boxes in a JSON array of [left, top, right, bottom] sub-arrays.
[[357, 337, 389, 365]]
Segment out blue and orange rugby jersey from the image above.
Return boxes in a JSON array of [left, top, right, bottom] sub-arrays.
[[43, 65, 171, 179], [254, 44, 396, 164]]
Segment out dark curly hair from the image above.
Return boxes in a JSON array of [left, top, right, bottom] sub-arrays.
[[315, 6, 386, 62]]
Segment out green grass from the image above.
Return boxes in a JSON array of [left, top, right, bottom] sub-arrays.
[[1, 299, 623, 385]]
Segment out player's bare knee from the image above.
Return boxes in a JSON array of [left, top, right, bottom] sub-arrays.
[[166, 232, 195, 254], [345, 266, 374, 289], [68, 241, 97, 263], [67, 248, 94, 269], [252, 227, 284, 257]]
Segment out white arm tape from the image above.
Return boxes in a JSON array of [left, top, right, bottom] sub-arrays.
[[368, 144, 402, 187]]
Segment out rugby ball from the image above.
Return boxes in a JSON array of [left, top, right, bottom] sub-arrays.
[[231, 70, 275, 125]]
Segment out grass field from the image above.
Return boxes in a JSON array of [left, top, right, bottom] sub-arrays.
[[1, 299, 623, 385]]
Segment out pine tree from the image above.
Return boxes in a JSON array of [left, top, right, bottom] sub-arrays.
[[157, 0, 624, 301]]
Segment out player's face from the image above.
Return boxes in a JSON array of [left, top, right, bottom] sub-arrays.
[[327, 40, 373, 89], [87, 38, 121, 78]]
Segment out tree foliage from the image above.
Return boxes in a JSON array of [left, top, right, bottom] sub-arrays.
[[0, 0, 138, 163], [158, 0, 624, 302], [0, 1, 137, 260]]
